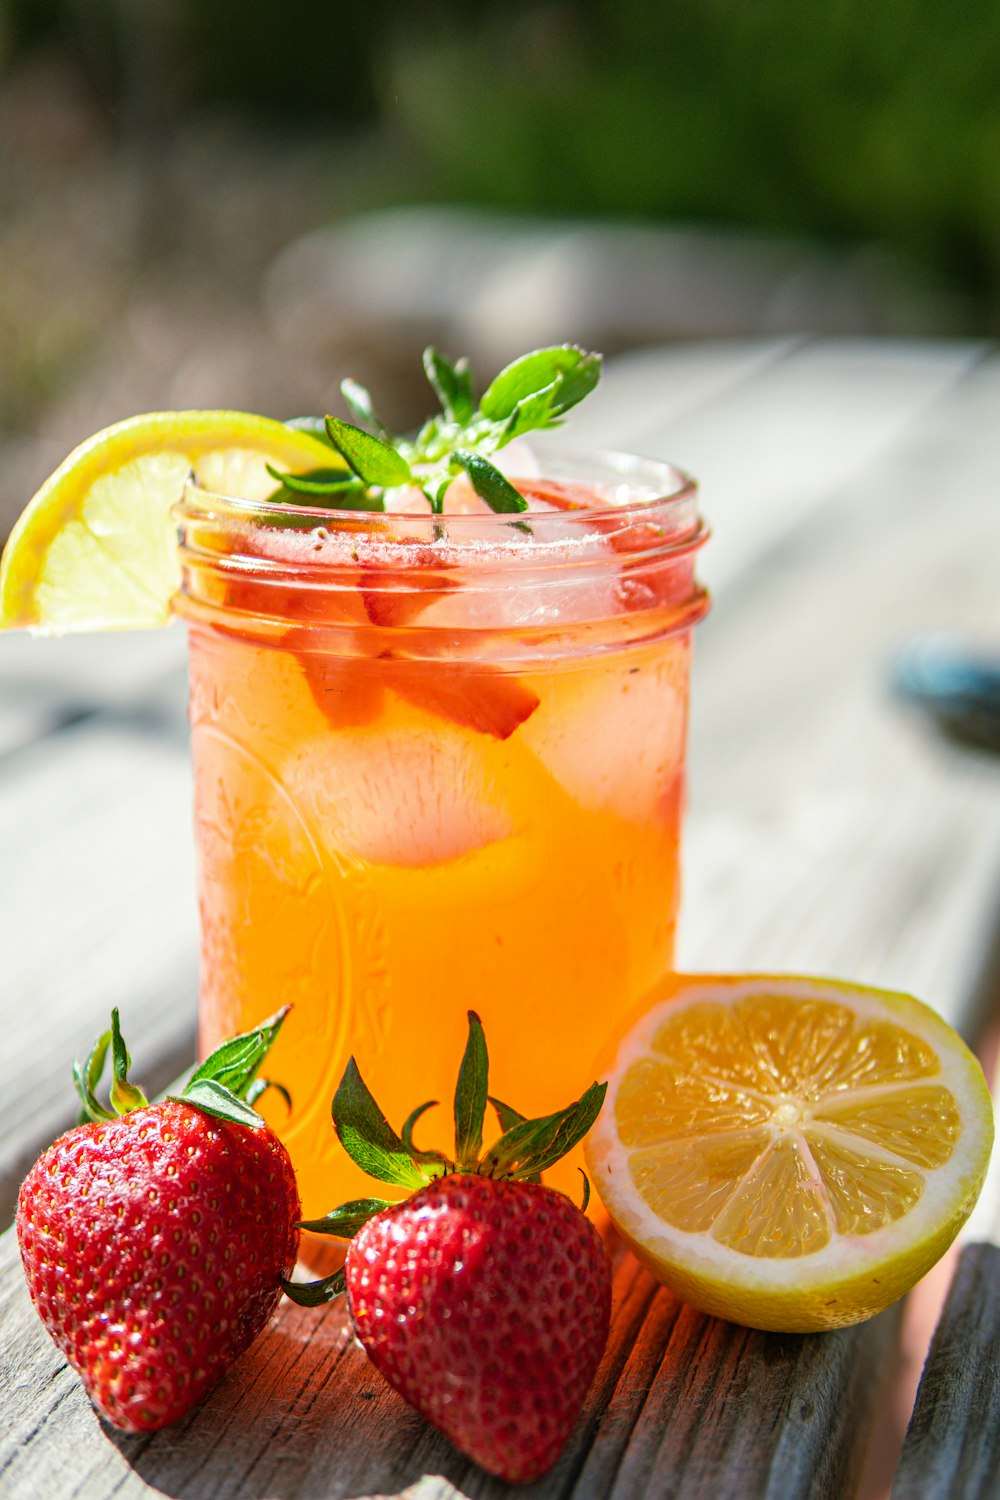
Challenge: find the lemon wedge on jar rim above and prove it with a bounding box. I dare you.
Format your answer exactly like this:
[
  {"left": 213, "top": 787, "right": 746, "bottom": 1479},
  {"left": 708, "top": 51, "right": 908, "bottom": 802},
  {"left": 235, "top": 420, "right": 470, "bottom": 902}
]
[
  {"left": 0, "top": 411, "right": 334, "bottom": 632},
  {"left": 585, "top": 973, "right": 994, "bottom": 1332}
]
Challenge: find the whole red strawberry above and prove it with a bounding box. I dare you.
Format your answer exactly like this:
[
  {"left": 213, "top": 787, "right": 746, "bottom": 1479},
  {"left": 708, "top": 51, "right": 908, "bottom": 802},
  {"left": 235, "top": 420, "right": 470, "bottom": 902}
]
[
  {"left": 285, "top": 1013, "right": 611, "bottom": 1483},
  {"left": 17, "top": 1008, "right": 300, "bottom": 1432}
]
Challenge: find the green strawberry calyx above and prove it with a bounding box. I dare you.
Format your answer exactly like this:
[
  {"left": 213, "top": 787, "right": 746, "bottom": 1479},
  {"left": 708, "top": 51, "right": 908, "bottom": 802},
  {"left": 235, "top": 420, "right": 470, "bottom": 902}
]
[
  {"left": 73, "top": 1006, "right": 292, "bottom": 1130},
  {"left": 282, "top": 1011, "right": 606, "bottom": 1307}
]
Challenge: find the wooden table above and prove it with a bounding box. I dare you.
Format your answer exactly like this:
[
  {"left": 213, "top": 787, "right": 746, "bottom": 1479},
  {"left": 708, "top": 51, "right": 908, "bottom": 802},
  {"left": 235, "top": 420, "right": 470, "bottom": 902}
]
[{"left": 1, "top": 338, "right": 999, "bottom": 1498}]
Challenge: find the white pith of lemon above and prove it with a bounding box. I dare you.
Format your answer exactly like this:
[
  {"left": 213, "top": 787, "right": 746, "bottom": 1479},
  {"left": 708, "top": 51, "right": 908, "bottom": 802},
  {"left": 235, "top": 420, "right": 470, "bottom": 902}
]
[
  {"left": 585, "top": 973, "right": 994, "bottom": 1332},
  {"left": 0, "top": 411, "right": 335, "bottom": 632}
]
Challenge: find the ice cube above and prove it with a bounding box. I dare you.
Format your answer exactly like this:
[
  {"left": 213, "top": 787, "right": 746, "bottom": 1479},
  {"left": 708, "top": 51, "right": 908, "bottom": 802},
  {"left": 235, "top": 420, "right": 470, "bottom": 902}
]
[
  {"left": 384, "top": 485, "right": 433, "bottom": 514},
  {"left": 413, "top": 492, "right": 623, "bottom": 633},
  {"left": 283, "top": 714, "right": 514, "bottom": 867},
  {"left": 519, "top": 638, "right": 691, "bottom": 822}
]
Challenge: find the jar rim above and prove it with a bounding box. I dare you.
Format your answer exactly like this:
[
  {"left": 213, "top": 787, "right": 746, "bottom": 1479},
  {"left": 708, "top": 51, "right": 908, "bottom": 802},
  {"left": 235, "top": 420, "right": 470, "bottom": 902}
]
[
  {"left": 174, "top": 445, "right": 708, "bottom": 656},
  {"left": 176, "top": 446, "right": 697, "bottom": 532}
]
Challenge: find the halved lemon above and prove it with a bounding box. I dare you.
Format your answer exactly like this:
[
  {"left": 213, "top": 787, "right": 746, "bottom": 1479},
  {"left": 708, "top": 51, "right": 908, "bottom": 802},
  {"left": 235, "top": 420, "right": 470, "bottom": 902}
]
[
  {"left": 0, "top": 411, "right": 334, "bottom": 632},
  {"left": 585, "top": 973, "right": 994, "bottom": 1331}
]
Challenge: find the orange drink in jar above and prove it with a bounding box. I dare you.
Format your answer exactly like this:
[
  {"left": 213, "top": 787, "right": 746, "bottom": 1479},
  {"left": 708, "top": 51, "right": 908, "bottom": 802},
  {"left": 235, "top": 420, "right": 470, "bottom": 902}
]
[{"left": 176, "top": 450, "right": 708, "bottom": 1220}]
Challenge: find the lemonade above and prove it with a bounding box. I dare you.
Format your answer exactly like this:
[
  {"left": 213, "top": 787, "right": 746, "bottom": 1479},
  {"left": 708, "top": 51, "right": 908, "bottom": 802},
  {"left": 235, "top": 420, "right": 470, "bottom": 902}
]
[
  {"left": 176, "top": 452, "right": 708, "bottom": 1218},
  {"left": 0, "top": 347, "right": 709, "bottom": 1227}
]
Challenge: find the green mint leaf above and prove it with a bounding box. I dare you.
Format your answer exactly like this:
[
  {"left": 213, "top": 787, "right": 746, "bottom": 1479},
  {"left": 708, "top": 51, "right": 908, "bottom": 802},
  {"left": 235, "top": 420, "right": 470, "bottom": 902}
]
[
  {"left": 421, "top": 473, "right": 453, "bottom": 514},
  {"left": 172, "top": 1078, "right": 266, "bottom": 1128},
  {"left": 549, "top": 348, "right": 602, "bottom": 414},
  {"left": 267, "top": 483, "right": 385, "bottom": 513},
  {"left": 482, "top": 1081, "right": 607, "bottom": 1180},
  {"left": 187, "top": 1007, "right": 289, "bottom": 1102},
  {"left": 332, "top": 1058, "right": 428, "bottom": 1189},
  {"left": 296, "top": 1198, "right": 393, "bottom": 1238},
  {"left": 579, "top": 1169, "right": 591, "bottom": 1214},
  {"left": 401, "top": 1101, "right": 451, "bottom": 1169},
  {"left": 280, "top": 1267, "right": 346, "bottom": 1307},
  {"left": 341, "top": 378, "right": 391, "bottom": 441},
  {"left": 499, "top": 381, "right": 559, "bottom": 444},
  {"left": 325, "top": 417, "right": 412, "bottom": 488},
  {"left": 298, "top": 343, "right": 601, "bottom": 511},
  {"left": 480, "top": 345, "right": 599, "bottom": 421},
  {"left": 73, "top": 1030, "right": 115, "bottom": 1124},
  {"left": 109, "top": 1009, "right": 148, "bottom": 1115},
  {"left": 423, "top": 347, "right": 474, "bottom": 424},
  {"left": 264, "top": 465, "right": 361, "bottom": 497},
  {"left": 453, "top": 451, "right": 528, "bottom": 514},
  {"left": 454, "top": 1011, "right": 489, "bottom": 1168},
  {"left": 285, "top": 416, "right": 338, "bottom": 449}
]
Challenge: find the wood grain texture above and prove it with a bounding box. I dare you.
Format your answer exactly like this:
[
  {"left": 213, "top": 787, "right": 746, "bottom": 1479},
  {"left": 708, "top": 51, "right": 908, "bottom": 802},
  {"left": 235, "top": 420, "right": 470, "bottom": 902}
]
[
  {"left": 574, "top": 336, "right": 988, "bottom": 593},
  {"left": 892, "top": 1244, "right": 1000, "bottom": 1500},
  {"left": 2, "top": 339, "right": 1000, "bottom": 1498},
  {"left": 0, "top": 1229, "right": 900, "bottom": 1500},
  {"left": 679, "top": 346, "right": 1000, "bottom": 1023},
  {"left": 0, "top": 720, "right": 198, "bottom": 1227}
]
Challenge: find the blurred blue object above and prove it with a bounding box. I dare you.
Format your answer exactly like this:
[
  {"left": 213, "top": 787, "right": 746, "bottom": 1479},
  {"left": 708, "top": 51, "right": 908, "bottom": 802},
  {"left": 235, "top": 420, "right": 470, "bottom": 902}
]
[{"left": 893, "top": 636, "right": 1000, "bottom": 754}]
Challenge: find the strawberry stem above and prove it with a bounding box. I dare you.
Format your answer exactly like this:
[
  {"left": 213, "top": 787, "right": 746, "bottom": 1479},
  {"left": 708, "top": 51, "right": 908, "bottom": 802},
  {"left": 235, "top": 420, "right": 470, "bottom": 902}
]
[
  {"left": 109, "top": 1008, "right": 149, "bottom": 1114},
  {"left": 73, "top": 1030, "right": 115, "bottom": 1124},
  {"left": 401, "top": 1102, "right": 450, "bottom": 1172},
  {"left": 279, "top": 1014, "right": 608, "bottom": 1310},
  {"left": 169, "top": 1006, "right": 293, "bottom": 1128},
  {"left": 72, "top": 1007, "right": 295, "bottom": 1132},
  {"left": 454, "top": 1010, "right": 488, "bottom": 1169},
  {"left": 280, "top": 1267, "right": 346, "bottom": 1307},
  {"left": 333, "top": 1059, "right": 429, "bottom": 1189},
  {"left": 296, "top": 1199, "right": 392, "bottom": 1238}
]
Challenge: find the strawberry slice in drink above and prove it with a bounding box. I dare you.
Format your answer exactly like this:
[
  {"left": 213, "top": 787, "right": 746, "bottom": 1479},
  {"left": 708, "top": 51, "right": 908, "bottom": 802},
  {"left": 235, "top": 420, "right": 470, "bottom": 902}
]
[
  {"left": 219, "top": 514, "right": 538, "bottom": 739},
  {"left": 359, "top": 545, "right": 457, "bottom": 629},
  {"left": 290, "top": 631, "right": 386, "bottom": 730},
  {"left": 221, "top": 463, "right": 694, "bottom": 743},
  {"left": 337, "top": 533, "right": 540, "bottom": 739},
  {"left": 380, "top": 656, "right": 540, "bottom": 741}
]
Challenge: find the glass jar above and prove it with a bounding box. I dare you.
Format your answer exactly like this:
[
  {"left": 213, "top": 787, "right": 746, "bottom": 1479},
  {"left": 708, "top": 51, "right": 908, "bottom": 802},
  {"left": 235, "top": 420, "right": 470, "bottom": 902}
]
[{"left": 175, "top": 450, "right": 708, "bottom": 1223}]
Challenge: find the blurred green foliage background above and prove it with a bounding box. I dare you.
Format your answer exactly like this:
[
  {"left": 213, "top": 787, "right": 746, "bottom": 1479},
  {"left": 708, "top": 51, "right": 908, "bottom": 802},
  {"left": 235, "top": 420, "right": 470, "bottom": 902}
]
[
  {"left": 3, "top": 0, "right": 998, "bottom": 329},
  {"left": 1, "top": 0, "right": 999, "bottom": 487}
]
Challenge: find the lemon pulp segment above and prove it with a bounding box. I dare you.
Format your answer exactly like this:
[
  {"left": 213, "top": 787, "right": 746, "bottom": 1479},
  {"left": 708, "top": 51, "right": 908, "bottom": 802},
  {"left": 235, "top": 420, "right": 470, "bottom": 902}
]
[
  {"left": 0, "top": 411, "right": 334, "bottom": 632},
  {"left": 586, "top": 975, "right": 994, "bottom": 1331}
]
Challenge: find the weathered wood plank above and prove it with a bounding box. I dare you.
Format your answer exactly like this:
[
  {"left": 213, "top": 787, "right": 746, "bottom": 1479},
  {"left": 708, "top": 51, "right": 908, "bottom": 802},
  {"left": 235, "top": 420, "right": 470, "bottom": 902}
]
[
  {"left": 0, "top": 721, "right": 198, "bottom": 1226},
  {"left": 567, "top": 336, "right": 802, "bottom": 452},
  {"left": 0, "top": 1228, "right": 900, "bottom": 1500},
  {"left": 617, "top": 337, "right": 983, "bottom": 594},
  {"left": 571, "top": 1290, "right": 900, "bottom": 1500},
  {"left": 0, "top": 622, "right": 187, "bottom": 711},
  {"left": 891, "top": 1244, "right": 1000, "bottom": 1500},
  {"left": 893, "top": 1071, "right": 1000, "bottom": 1499},
  {"left": 680, "top": 346, "right": 1000, "bottom": 1027},
  {"left": 2, "top": 340, "right": 1000, "bottom": 1499}
]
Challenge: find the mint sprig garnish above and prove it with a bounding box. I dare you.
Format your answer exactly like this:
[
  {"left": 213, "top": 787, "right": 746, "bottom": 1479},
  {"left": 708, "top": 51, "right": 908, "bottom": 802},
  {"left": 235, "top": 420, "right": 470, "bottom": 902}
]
[
  {"left": 282, "top": 1010, "right": 606, "bottom": 1307},
  {"left": 74, "top": 1006, "right": 293, "bottom": 1131},
  {"left": 269, "top": 343, "right": 602, "bottom": 515}
]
